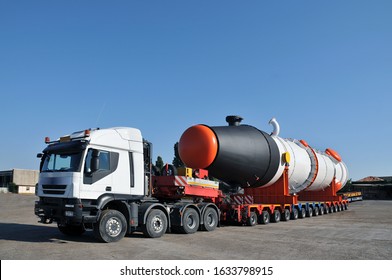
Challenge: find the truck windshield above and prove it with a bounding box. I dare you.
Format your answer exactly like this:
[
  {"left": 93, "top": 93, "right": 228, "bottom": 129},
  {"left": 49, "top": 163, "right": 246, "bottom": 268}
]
[{"left": 42, "top": 151, "right": 83, "bottom": 172}]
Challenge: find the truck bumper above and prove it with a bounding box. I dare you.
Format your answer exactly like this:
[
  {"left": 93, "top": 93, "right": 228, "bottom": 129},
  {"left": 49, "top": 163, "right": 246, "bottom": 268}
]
[{"left": 35, "top": 197, "right": 84, "bottom": 225}]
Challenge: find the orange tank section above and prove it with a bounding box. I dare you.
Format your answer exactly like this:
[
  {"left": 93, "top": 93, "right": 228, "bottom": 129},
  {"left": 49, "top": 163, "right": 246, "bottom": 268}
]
[{"left": 178, "top": 125, "right": 218, "bottom": 169}]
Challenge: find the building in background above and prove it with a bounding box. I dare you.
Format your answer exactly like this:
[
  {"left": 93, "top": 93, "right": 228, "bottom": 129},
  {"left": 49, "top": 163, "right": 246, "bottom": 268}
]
[
  {"left": 0, "top": 169, "right": 39, "bottom": 194},
  {"left": 351, "top": 176, "right": 392, "bottom": 200}
]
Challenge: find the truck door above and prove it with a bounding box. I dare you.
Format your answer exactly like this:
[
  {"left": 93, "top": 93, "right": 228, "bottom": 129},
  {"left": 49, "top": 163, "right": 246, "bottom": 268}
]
[{"left": 80, "top": 148, "right": 119, "bottom": 199}]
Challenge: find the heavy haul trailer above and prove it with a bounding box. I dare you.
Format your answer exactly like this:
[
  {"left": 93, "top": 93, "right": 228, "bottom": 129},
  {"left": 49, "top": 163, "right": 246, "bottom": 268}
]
[{"left": 35, "top": 116, "right": 349, "bottom": 243}]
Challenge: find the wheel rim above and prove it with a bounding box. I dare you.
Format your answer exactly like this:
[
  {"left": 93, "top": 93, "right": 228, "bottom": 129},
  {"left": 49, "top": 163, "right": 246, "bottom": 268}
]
[
  {"left": 152, "top": 216, "right": 163, "bottom": 232},
  {"left": 106, "top": 217, "right": 122, "bottom": 237},
  {"left": 186, "top": 214, "right": 197, "bottom": 229},
  {"left": 206, "top": 213, "right": 215, "bottom": 227}
]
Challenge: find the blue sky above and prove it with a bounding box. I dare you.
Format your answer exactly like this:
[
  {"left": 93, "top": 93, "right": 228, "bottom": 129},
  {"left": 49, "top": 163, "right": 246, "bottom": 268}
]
[{"left": 0, "top": 0, "right": 391, "bottom": 180}]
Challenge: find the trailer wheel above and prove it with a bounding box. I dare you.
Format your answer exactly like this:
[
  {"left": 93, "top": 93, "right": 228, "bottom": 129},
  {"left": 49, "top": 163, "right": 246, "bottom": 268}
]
[
  {"left": 324, "top": 206, "right": 329, "bottom": 214},
  {"left": 142, "top": 209, "right": 168, "bottom": 238},
  {"left": 313, "top": 206, "right": 319, "bottom": 216},
  {"left": 58, "top": 223, "right": 85, "bottom": 236},
  {"left": 306, "top": 208, "right": 313, "bottom": 217},
  {"left": 290, "top": 208, "right": 298, "bottom": 220},
  {"left": 258, "top": 211, "right": 270, "bottom": 225},
  {"left": 94, "top": 209, "right": 127, "bottom": 243},
  {"left": 298, "top": 208, "right": 306, "bottom": 219},
  {"left": 180, "top": 208, "right": 200, "bottom": 234},
  {"left": 344, "top": 203, "right": 348, "bottom": 210},
  {"left": 282, "top": 209, "right": 291, "bottom": 221},
  {"left": 271, "top": 210, "right": 281, "bottom": 223},
  {"left": 202, "top": 207, "right": 218, "bottom": 232},
  {"left": 319, "top": 206, "right": 324, "bottom": 215},
  {"left": 246, "top": 211, "right": 257, "bottom": 226}
]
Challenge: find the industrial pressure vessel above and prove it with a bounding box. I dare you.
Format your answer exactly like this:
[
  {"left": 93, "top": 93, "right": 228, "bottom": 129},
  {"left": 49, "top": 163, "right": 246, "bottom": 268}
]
[{"left": 178, "top": 116, "right": 348, "bottom": 194}]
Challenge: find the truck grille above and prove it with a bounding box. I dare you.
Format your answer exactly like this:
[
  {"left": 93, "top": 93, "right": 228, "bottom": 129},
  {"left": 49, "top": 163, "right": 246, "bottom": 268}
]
[{"left": 42, "top": 185, "right": 67, "bottom": 195}]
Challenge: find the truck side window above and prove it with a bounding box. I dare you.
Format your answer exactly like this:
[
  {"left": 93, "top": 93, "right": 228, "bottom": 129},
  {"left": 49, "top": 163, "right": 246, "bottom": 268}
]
[{"left": 83, "top": 148, "right": 119, "bottom": 184}]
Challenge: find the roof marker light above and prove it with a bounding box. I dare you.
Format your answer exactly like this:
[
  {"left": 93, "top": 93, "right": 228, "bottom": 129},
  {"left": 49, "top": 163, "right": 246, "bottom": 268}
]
[
  {"left": 84, "top": 129, "right": 91, "bottom": 137},
  {"left": 45, "top": 137, "right": 50, "bottom": 144}
]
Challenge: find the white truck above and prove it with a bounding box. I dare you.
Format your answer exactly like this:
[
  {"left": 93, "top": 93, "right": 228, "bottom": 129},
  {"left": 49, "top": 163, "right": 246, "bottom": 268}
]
[{"left": 35, "top": 128, "right": 221, "bottom": 242}]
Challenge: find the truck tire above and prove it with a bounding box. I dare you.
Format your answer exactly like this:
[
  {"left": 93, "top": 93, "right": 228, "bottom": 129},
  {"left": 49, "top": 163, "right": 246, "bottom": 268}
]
[
  {"left": 258, "top": 211, "right": 270, "bottom": 225},
  {"left": 142, "top": 209, "right": 168, "bottom": 238},
  {"left": 298, "top": 208, "right": 306, "bottom": 219},
  {"left": 202, "top": 207, "right": 218, "bottom": 232},
  {"left": 180, "top": 208, "right": 200, "bottom": 234},
  {"left": 246, "top": 211, "right": 257, "bottom": 226},
  {"left": 271, "top": 210, "right": 281, "bottom": 223},
  {"left": 94, "top": 209, "right": 127, "bottom": 243},
  {"left": 290, "top": 208, "right": 298, "bottom": 220},
  {"left": 313, "top": 206, "right": 319, "bottom": 216},
  {"left": 58, "top": 223, "right": 85, "bottom": 236},
  {"left": 282, "top": 209, "right": 291, "bottom": 221},
  {"left": 306, "top": 208, "right": 313, "bottom": 217}
]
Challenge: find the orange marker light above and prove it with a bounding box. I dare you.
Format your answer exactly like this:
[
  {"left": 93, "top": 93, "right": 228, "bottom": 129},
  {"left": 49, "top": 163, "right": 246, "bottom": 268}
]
[{"left": 178, "top": 125, "right": 218, "bottom": 169}]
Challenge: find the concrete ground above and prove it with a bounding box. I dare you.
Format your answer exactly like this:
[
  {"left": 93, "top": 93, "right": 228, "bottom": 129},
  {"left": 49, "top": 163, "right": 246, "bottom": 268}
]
[{"left": 0, "top": 193, "right": 391, "bottom": 260}]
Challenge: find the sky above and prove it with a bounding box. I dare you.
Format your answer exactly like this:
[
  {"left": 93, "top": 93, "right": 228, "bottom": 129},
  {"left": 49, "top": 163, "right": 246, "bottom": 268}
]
[{"left": 0, "top": 0, "right": 391, "bottom": 181}]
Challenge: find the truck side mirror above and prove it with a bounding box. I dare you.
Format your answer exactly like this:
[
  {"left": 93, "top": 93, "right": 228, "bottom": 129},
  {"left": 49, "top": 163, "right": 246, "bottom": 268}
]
[{"left": 90, "top": 149, "right": 100, "bottom": 173}]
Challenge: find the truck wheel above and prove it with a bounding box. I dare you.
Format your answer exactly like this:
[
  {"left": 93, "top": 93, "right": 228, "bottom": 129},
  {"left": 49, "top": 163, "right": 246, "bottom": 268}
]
[
  {"left": 271, "top": 210, "right": 281, "bottom": 223},
  {"left": 202, "top": 207, "right": 218, "bottom": 232},
  {"left": 319, "top": 206, "right": 324, "bottom": 215},
  {"left": 142, "top": 209, "right": 168, "bottom": 238},
  {"left": 282, "top": 209, "right": 291, "bottom": 221},
  {"left": 58, "top": 223, "right": 85, "bottom": 236},
  {"left": 290, "top": 208, "right": 298, "bottom": 220},
  {"left": 298, "top": 208, "right": 306, "bottom": 219},
  {"left": 306, "top": 208, "right": 313, "bottom": 217},
  {"left": 246, "top": 211, "right": 257, "bottom": 226},
  {"left": 94, "top": 209, "right": 127, "bottom": 243},
  {"left": 181, "top": 208, "right": 200, "bottom": 234},
  {"left": 258, "top": 211, "right": 270, "bottom": 225}
]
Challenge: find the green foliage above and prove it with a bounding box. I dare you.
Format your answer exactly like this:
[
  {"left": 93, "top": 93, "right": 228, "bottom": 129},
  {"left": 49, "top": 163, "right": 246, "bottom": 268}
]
[
  {"left": 172, "top": 142, "right": 184, "bottom": 168},
  {"left": 155, "top": 156, "right": 164, "bottom": 170}
]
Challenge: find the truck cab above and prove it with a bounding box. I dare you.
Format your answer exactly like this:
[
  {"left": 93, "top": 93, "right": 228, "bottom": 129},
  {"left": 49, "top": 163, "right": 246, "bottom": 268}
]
[{"left": 35, "top": 127, "right": 159, "bottom": 242}]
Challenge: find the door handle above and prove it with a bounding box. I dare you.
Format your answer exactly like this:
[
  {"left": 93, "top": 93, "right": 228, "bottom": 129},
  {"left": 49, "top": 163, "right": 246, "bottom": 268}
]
[{"left": 106, "top": 186, "right": 112, "bottom": 191}]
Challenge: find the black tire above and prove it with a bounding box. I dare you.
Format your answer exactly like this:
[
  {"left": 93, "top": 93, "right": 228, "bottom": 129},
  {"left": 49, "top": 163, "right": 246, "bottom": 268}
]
[
  {"left": 180, "top": 208, "right": 200, "bottom": 234},
  {"left": 258, "top": 211, "right": 270, "bottom": 225},
  {"left": 344, "top": 203, "right": 348, "bottom": 210},
  {"left": 298, "top": 208, "right": 306, "bottom": 219},
  {"left": 282, "top": 209, "right": 291, "bottom": 222},
  {"left": 161, "top": 164, "right": 177, "bottom": 176},
  {"left": 202, "top": 207, "right": 218, "bottom": 232},
  {"left": 324, "top": 206, "right": 329, "bottom": 214},
  {"left": 313, "top": 206, "right": 319, "bottom": 216},
  {"left": 306, "top": 208, "right": 313, "bottom": 217},
  {"left": 142, "top": 209, "right": 168, "bottom": 238},
  {"left": 246, "top": 211, "right": 258, "bottom": 226},
  {"left": 58, "top": 223, "right": 85, "bottom": 236},
  {"left": 94, "top": 209, "right": 127, "bottom": 243},
  {"left": 290, "top": 208, "right": 298, "bottom": 220},
  {"left": 271, "top": 210, "right": 281, "bottom": 223}
]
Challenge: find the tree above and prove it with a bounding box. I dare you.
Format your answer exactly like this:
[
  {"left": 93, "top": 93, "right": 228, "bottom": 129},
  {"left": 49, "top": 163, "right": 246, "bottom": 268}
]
[
  {"left": 155, "top": 156, "right": 164, "bottom": 170},
  {"left": 172, "top": 142, "right": 184, "bottom": 168}
]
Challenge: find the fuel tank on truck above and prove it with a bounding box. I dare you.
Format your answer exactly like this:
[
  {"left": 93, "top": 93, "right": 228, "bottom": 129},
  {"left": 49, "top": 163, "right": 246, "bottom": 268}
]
[{"left": 178, "top": 116, "right": 348, "bottom": 194}]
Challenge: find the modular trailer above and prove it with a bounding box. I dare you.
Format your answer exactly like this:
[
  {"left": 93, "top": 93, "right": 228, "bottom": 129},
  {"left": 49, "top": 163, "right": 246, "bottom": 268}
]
[{"left": 35, "top": 117, "right": 349, "bottom": 243}]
